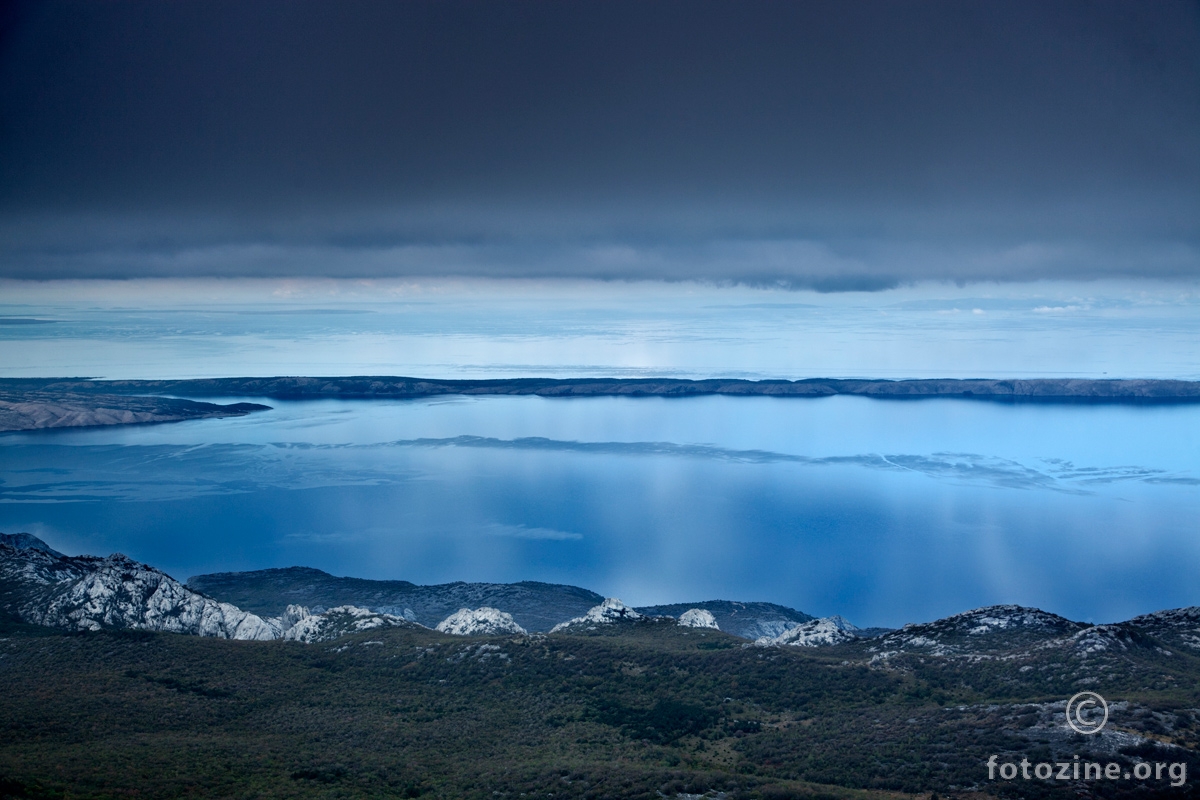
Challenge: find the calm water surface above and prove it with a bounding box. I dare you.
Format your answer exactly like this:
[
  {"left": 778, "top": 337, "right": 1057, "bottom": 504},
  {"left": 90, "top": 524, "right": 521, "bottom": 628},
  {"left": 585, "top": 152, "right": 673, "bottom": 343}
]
[{"left": 1, "top": 395, "right": 1197, "bottom": 628}]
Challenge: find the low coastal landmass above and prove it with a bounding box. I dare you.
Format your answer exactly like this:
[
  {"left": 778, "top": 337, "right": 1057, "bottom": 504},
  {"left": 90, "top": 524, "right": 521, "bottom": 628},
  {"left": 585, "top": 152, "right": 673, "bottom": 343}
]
[
  {"left": 1, "top": 375, "right": 1197, "bottom": 431},
  {"left": 0, "top": 386, "right": 269, "bottom": 432}
]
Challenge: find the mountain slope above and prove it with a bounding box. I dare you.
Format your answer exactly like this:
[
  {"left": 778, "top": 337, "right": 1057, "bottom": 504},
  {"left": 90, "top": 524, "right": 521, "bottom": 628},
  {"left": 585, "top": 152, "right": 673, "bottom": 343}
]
[
  {"left": 868, "top": 604, "right": 1087, "bottom": 657},
  {"left": 188, "top": 568, "right": 819, "bottom": 638},
  {"left": 2, "top": 609, "right": 1198, "bottom": 800},
  {"left": 550, "top": 598, "right": 647, "bottom": 633},
  {"left": 1125, "top": 607, "right": 1200, "bottom": 652},
  {"left": 759, "top": 615, "right": 860, "bottom": 647},
  {"left": 281, "top": 605, "right": 423, "bottom": 643},
  {"left": 0, "top": 536, "right": 277, "bottom": 639},
  {"left": 634, "top": 600, "right": 813, "bottom": 640},
  {"left": 0, "top": 532, "right": 65, "bottom": 557},
  {"left": 187, "top": 567, "right": 605, "bottom": 633}
]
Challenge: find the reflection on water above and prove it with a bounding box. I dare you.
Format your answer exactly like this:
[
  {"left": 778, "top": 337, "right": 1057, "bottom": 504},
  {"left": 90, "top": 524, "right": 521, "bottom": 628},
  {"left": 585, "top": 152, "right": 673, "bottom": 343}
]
[{"left": 1, "top": 395, "right": 1197, "bottom": 627}]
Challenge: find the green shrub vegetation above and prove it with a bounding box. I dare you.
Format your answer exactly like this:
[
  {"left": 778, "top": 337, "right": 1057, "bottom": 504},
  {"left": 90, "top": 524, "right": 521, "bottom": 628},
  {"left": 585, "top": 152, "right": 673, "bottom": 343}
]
[{"left": 0, "top": 620, "right": 1197, "bottom": 799}]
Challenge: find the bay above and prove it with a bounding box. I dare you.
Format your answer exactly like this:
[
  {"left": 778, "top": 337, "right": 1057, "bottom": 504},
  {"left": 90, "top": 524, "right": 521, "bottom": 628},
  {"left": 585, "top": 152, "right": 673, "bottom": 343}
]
[{"left": 1, "top": 394, "right": 1197, "bottom": 628}]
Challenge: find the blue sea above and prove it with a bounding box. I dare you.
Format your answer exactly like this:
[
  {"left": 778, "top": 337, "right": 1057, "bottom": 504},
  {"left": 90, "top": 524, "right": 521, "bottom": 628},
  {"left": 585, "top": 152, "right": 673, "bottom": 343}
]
[
  {"left": 2, "top": 394, "right": 1197, "bottom": 628},
  {"left": 2, "top": 277, "right": 1199, "bottom": 628}
]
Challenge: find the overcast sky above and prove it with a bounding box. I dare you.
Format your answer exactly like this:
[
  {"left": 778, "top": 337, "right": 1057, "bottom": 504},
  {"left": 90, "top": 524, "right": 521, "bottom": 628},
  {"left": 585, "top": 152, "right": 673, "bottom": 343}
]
[{"left": 1, "top": 0, "right": 1197, "bottom": 289}]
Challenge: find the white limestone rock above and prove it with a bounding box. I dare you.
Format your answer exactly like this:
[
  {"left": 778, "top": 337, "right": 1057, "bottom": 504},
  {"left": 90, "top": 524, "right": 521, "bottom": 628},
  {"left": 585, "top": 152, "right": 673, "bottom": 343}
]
[
  {"left": 281, "top": 605, "right": 417, "bottom": 643},
  {"left": 1125, "top": 606, "right": 1200, "bottom": 650},
  {"left": 436, "top": 607, "right": 527, "bottom": 636},
  {"left": 1070, "top": 624, "right": 1136, "bottom": 655},
  {"left": 0, "top": 540, "right": 276, "bottom": 640},
  {"left": 550, "top": 598, "right": 643, "bottom": 632},
  {"left": 759, "top": 615, "right": 859, "bottom": 647},
  {"left": 677, "top": 608, "right": 719, "bottom": 629},
  {"left": 871, "top": 605, "right": 1085, "bottom": 656},
  {"left": 264, "top": 604, "right": 311, "bottom": 638}
]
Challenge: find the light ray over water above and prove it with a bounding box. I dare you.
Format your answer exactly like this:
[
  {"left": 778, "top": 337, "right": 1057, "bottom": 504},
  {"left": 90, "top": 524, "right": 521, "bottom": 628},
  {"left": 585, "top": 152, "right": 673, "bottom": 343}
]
[{"left": 2, "top": 394, "right": 1197, "bottom": 628}]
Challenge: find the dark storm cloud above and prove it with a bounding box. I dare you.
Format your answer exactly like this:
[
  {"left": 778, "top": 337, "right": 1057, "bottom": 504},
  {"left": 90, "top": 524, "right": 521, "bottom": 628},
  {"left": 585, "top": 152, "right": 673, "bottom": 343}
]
[{"left": 0, "top": 0, "right": 1197, "bottom": 287}]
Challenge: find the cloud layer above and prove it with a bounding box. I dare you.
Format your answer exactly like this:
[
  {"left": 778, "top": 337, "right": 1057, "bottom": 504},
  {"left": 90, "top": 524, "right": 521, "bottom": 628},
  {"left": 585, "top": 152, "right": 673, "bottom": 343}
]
[{"left": 1, "top": 1, "right": 1197, "bottom": 287}]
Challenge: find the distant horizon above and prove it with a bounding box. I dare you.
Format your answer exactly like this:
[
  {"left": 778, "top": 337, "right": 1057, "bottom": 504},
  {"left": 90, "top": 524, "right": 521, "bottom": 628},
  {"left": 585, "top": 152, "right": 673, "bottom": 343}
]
[{"left": 3, "top": 277, "right": 1200, "bottom": 381}]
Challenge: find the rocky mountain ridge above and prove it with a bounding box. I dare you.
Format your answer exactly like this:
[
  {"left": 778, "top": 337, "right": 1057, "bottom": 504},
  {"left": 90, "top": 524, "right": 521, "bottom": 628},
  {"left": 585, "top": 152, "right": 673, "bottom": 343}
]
[
  {"left": 634, "top": 599, "right": 812, "bottom": 639},
  {"left": 865, "top": 604, "right": 1088, "bottom": 657},
  {"left": 757, "top": 615, "right": 860, "bottom": 647},
  {"left": 6, "top": 535, "right": 1200, "bottom": 660},
  {"left": 0, "top": 535, "right": 761, "bottom": 643},
  {"left": 186, "top": 566, "right": 605, "bottom": 633},
  {"left": 187, "top": 566, "right": 818, "bottom": 637},
  {"left": 550, "top": 598, "right": 648, "bottom": 632},
  {"left": 0, "top": 534, "right": 428, "bottom": 643},
  {"left": 0, "top": 534, "right": 278, "bottom": 640},
  {"left": 281, "top": 605, "right": 423, "bottom": 643}
]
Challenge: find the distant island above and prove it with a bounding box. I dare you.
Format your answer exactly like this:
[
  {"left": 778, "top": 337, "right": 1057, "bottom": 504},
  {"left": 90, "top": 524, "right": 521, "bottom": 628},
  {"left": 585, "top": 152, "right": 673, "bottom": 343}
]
[
  {"left": 2, "top": 375, "right": 1199, "bottom": 432},
  {"left": 0, "top": 383, "right": 268, "bottom": 432}
]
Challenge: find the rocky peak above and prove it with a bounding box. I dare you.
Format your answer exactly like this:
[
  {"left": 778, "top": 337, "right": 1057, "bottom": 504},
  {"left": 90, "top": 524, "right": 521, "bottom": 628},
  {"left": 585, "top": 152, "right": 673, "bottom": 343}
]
[
  {"left": 281, "top": 605, "right": 420, "bottom": 643},
  {"left": 759, "top": 615, "right": 860, "bottom": 647},
  {"left": 874, "top": 605, "right": 1087, "bottom": 656},
  {"left": 677, "top": 608, "right": 719, "bottom": 629},
  {"left": 436, "top": 607, "right": 527, "bottom": 636},
  {"left": 1122, "top": 606, "right": 1200, "bottom": 651},
  {"left": 0, "top": 533, "right": 65, "bottom": 557},
  {"left": 0, "top": 534, "right": 277, "bottom": 640},
  {"left": 550, "top": 598, "right": 644, "bottom": 632}
]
